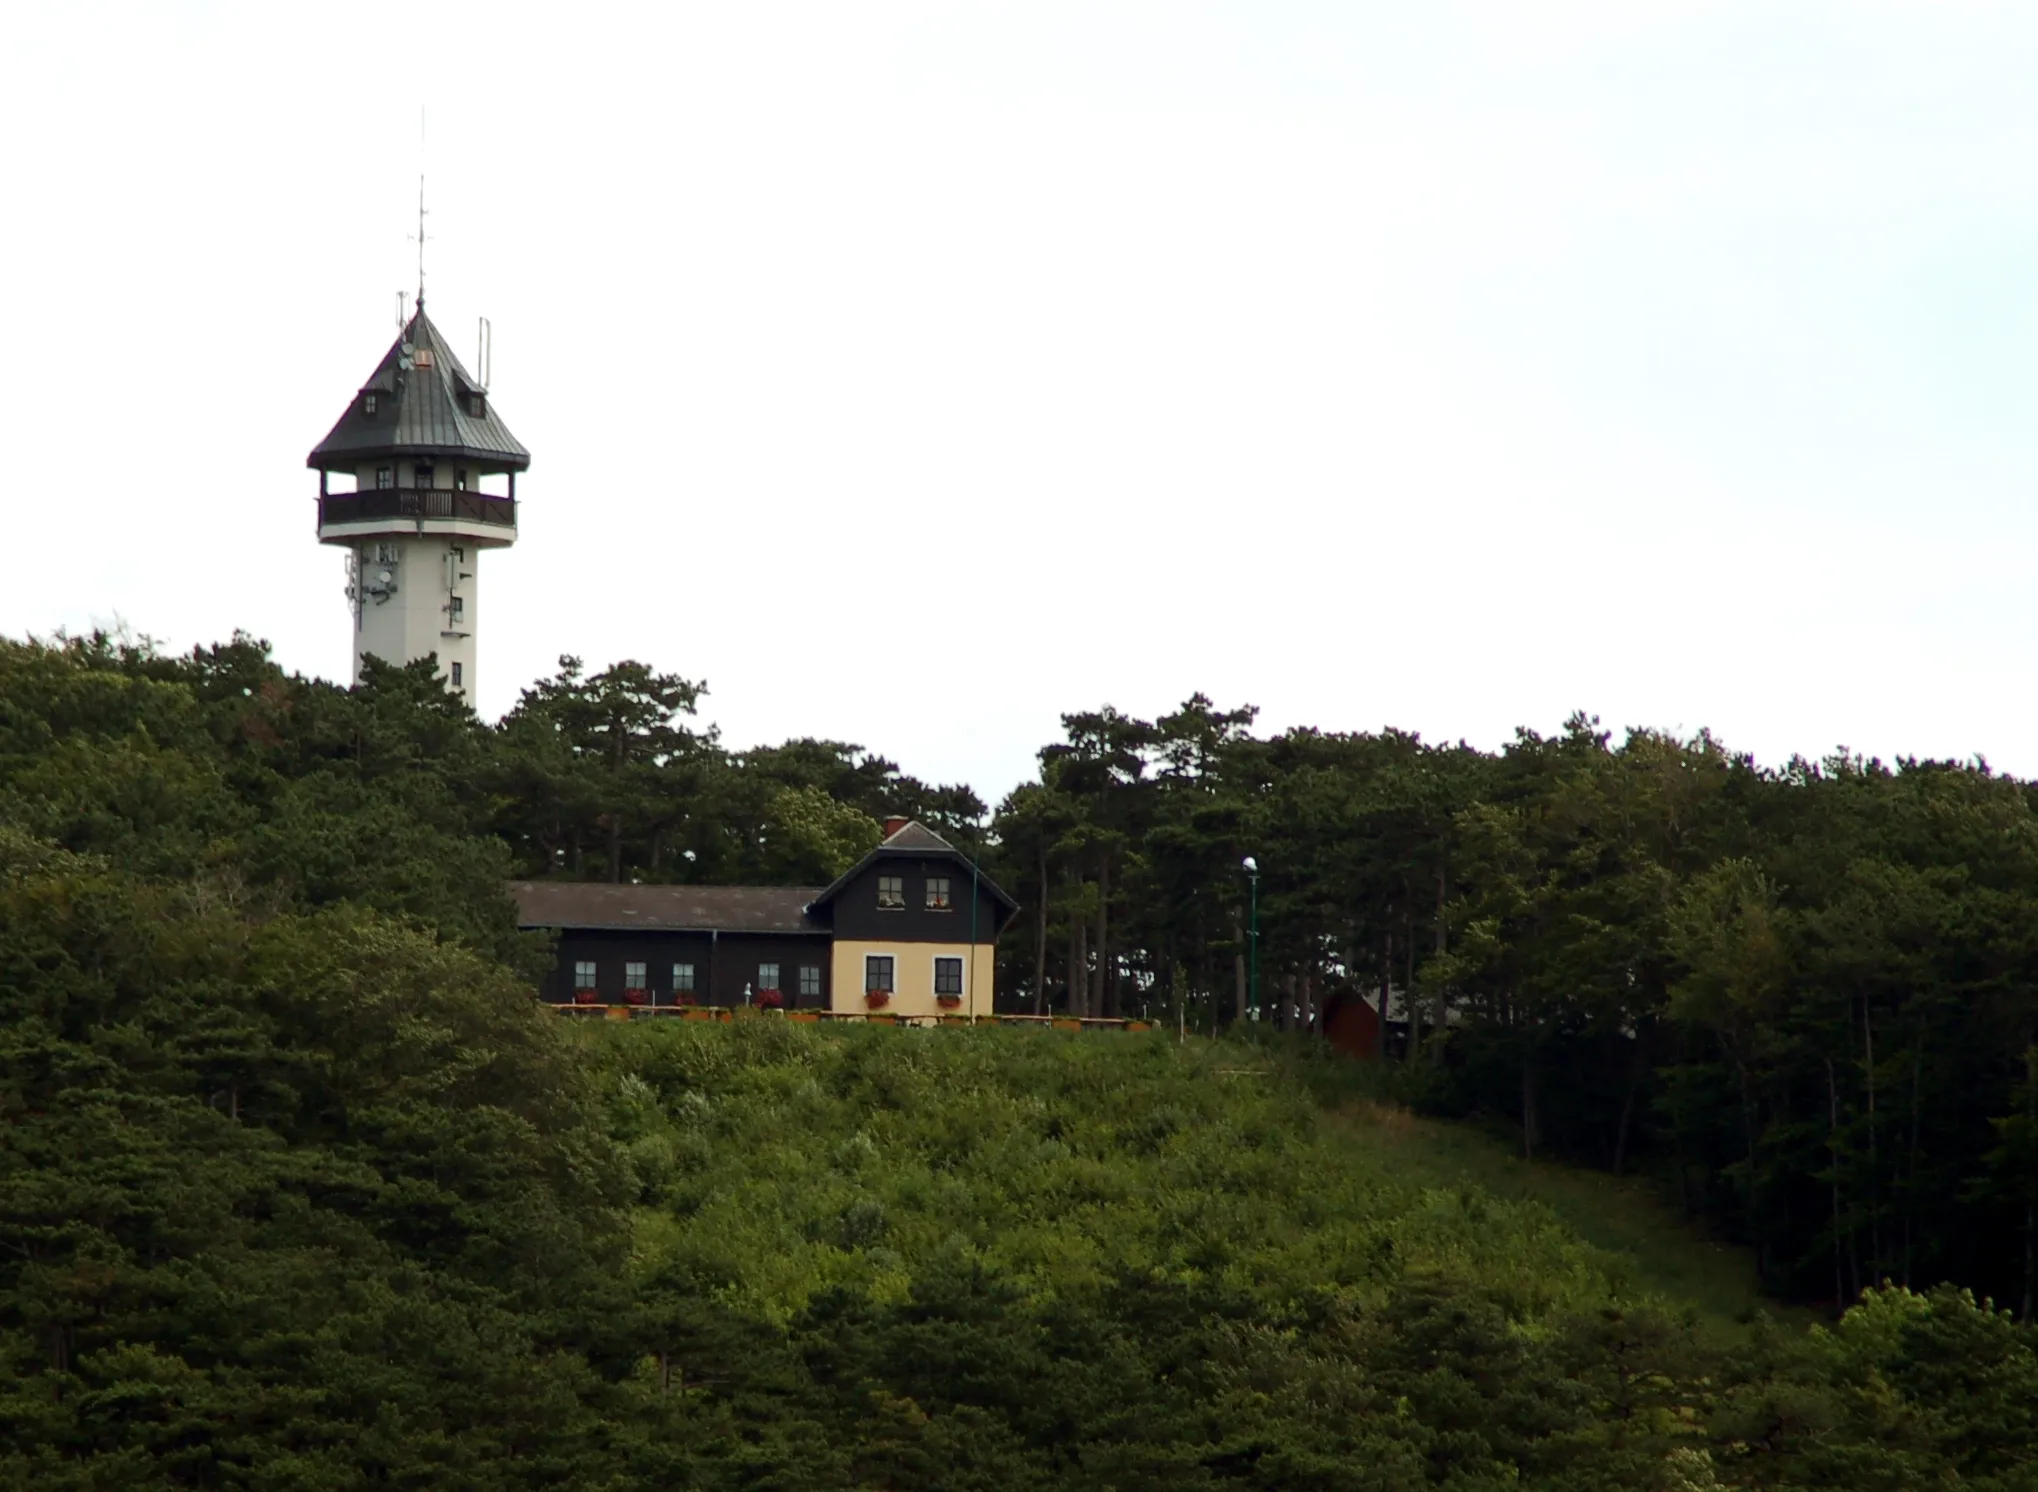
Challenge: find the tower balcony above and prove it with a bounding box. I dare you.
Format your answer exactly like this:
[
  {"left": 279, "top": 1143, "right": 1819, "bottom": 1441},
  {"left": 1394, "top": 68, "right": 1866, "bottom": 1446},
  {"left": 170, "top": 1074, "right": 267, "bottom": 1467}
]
[{"left": 317, "top": 488, "right": 518, "bottom": 540}]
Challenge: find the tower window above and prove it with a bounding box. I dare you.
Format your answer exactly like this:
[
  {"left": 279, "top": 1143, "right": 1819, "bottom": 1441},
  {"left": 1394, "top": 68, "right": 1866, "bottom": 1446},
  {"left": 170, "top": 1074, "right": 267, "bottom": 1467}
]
[
  {"left": 449, "top": 596, "right": 464, "bottom": 622},
  {"left": 375, "top": 466, "right": 393, "bottom": 490},
  {"left": 469, "top": 393, "right": 486, "bottom": 418},
  {"left": 414, "top": 464, "right": 435, "bottom": 488},
  {"left": 362, "top": 393, "right": 378, "bottom": 415},
  {"left": 450, "top": 662, "right": 463, "bottom": 687},
  {"left": 455, "top": 469, "right": 468, "bottom": 491}
]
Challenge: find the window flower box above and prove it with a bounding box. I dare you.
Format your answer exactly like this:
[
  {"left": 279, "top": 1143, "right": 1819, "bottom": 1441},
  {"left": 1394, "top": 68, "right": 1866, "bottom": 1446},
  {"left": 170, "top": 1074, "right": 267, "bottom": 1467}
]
[
  {"left": 673, "top": 991, "right": 699, "bottom": 1007},
  {"left": 573, "top": 988, "right": 600, "bottom": 1006},
  {"left": 865, "top": 989, "right": 892, "bottom": 1010},
  {"left": 936, "top": 993, "right": 962, "bottom": 1009},
  {"left": 624, "top": 988, "right": 648, "bottom": 1006},
  {"left": 756, "top": 989, "right": 785, "bottom": 1010}
]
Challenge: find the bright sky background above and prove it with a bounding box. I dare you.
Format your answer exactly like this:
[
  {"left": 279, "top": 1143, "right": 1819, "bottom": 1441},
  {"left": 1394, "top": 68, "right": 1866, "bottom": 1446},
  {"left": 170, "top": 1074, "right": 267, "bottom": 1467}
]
[{"left": 5, "top": 3, "right": 2038, "bottom": 804}]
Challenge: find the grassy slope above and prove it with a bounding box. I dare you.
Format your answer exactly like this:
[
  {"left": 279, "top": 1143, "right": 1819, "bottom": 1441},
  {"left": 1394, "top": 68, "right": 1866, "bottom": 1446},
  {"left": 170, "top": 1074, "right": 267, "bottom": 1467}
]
[
  {"left": 587, "top": 1018, "right": 1779, "bottom": 1338},
  {"left": 1318, "top": 1092, "right": 1786, "bottom": 1334}
]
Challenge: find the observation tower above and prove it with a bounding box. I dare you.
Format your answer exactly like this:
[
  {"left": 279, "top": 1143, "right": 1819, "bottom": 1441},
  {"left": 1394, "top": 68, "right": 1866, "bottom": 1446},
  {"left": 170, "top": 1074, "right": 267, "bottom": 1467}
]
[{"left": 306, "top": 301, "right": 529, "bottom": 702}]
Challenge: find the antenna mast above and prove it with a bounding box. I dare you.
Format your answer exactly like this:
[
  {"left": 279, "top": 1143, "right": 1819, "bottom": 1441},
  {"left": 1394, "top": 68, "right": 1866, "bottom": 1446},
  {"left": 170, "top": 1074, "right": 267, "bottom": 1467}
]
[
  {"left": 413, "top": 175, "right": 428, "bottom": 312},
  {"left": 411, "top": 107, "right": 429, "bottom": 312}
]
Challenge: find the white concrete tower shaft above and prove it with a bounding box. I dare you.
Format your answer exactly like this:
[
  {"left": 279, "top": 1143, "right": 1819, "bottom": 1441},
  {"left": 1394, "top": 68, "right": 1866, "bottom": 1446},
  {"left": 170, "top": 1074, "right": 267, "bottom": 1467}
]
[{"left": 306, "top": 304, "right": 530, "bottom": 704}]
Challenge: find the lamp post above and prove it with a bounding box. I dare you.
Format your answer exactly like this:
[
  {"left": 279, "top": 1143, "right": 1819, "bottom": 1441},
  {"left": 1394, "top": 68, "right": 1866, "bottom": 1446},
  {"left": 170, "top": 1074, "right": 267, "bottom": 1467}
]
[{"left": 1242, "top": 856, "right": 1260, "bottom": 1023}]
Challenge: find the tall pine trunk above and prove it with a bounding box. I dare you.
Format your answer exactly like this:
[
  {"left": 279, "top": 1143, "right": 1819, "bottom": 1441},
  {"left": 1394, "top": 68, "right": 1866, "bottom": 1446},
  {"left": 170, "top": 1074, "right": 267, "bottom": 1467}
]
[
  {"left": 1094, "top": 852, "right": 1112, "bottom": 1018},
  {"left": 1067, "top": 865, "right": 1086, "bottom": 1017},
  {"left": 1032, "top": 841, "right": 1049, "bottom": 1015},
  {"left": 1378, "top": 932, "right": 1393, "bottom": 1052},
  {"left": 1826, "top": 1056, "right": 1847, "bottom": 1310}
]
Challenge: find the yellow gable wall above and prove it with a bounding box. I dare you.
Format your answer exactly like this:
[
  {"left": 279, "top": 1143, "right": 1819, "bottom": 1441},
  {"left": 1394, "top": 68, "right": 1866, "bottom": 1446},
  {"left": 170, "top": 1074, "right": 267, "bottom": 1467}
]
[{"left": 831, "top": 940, "right": 994, "bottom": 1020}]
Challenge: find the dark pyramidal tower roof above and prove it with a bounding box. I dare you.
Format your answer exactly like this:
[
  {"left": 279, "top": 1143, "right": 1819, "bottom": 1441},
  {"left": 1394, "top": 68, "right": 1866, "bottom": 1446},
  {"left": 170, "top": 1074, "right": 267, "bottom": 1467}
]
[{"left": 307, "top": 305, "right": 531, "bottom": 472}]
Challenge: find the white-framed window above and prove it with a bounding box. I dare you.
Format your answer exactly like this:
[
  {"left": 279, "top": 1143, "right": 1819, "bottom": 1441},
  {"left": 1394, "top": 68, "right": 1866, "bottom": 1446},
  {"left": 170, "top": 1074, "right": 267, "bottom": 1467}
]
[
  {"left": 363, "top": 392, "right": 378, "bottom": 415},
  {"left": 934, "top": 957, "right": 963, "bottom": 996},
  {"left": 926, "top": 876, "right": 951, "bottom": 911},
  {"left": 799, "top": 965, "right": 821, "bottom": 998},
  {"left": 758, "top": 962, "right": 780, "bottom": 992},
  {"left": 624, "top": 961, "right": 647, "bottom": 991},
  {"left": 672, "top": 962, "right": 696, "bottom": 992},
  {"left": 877, "top": 875, "right": 904, "bottom": 910},
  {"left": 865, "top": 955, "right": 894, "bottom": 993},
  {"left": 573, "top": 960, "right": 597, "bottom": 990}
]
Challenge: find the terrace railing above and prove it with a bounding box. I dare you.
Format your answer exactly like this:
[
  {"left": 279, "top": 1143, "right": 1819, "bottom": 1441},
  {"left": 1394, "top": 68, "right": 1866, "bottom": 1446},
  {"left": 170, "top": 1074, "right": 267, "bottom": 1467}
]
[{"left": 319, "top": 489, "right": 517, "bottom": 528}]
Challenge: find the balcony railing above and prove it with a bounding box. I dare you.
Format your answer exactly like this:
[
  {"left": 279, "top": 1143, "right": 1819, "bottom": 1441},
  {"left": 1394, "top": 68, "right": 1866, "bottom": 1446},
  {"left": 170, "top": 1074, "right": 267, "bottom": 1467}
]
[{"left": 319, "top": 489, "right": 517, "bottom": 528}]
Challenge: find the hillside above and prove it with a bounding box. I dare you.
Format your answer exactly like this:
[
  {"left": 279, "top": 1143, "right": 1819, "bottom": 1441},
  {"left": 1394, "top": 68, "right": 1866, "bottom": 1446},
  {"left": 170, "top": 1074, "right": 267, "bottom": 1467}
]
[{"left": 3, "top": 631, "right": 2038, "bottom": 1484}]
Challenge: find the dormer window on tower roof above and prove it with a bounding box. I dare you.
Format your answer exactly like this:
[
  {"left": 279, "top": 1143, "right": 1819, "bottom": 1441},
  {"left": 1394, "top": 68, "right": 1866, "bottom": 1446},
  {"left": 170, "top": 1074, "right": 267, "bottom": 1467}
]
[{"left": 362, "top": 392, "right": 377, "bottom": 416}]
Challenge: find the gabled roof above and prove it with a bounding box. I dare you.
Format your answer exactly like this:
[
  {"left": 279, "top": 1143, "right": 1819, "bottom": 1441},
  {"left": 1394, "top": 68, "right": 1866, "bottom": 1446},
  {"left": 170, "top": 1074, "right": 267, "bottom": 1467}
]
[
  {"left": 308, "top": 305, "right": 531, "bottom": 471},
  {"left": 807, "top": 820, "right": 1020, "bottom": 919},
  {"left": 509, "top": 882, "right": 826, "bottom": 934}
]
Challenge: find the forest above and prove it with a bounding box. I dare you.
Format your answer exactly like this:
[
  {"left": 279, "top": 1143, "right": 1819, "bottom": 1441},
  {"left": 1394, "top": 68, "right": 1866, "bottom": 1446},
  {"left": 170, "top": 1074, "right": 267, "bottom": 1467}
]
[{"left": 3, "top": 628, "right": 2038, "bottom": 1487}]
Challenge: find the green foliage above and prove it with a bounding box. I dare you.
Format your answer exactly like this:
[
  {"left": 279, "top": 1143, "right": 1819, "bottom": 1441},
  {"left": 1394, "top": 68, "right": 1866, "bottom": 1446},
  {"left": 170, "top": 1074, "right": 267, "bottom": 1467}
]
[{"left": 7, "top": 627, "right": 2038, "bottom": 1480}]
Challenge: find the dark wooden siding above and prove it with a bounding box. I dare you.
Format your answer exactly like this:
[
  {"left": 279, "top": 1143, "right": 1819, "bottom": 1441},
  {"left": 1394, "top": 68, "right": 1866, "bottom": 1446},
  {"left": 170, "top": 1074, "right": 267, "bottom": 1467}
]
[
  {"left": 545, "top": 929, "right": 832, "bottom": 1008},
  {"left": 826, "top": 857, "right": 1009, "bottom": 944}
]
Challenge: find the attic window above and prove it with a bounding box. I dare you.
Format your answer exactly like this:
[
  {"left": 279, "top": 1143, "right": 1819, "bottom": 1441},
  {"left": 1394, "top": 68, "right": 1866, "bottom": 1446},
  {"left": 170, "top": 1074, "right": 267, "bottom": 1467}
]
[
  {"left": 413, "top": 348, "right": 435, "bottom": 370},
  {"left": 362, "top": 392, "right": 378, "bottom": 416},
  {"left": 468, "top": 392, "right": 486, "bottom": 418}
]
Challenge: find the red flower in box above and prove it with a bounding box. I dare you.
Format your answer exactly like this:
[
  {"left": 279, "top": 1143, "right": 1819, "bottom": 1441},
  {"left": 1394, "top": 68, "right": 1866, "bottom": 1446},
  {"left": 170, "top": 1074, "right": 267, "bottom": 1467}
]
[
  {"left": 865, "top": 989, "right": 891, "bottom": 1010},
  {"left": 573, "top": 988, "right": 600, "bottom": 1006},
  {"left": 674, "top": 991, "right": 699, "bottom": 1007},
  {"left": 624, "top": 988, "right": 648, "bottom": 1006},
  {"left": 937, "top": 993, "right": 962, "bottom": 1009},
  {"left": 756, "top": 988, "right": 785, "bottom": 1010}
]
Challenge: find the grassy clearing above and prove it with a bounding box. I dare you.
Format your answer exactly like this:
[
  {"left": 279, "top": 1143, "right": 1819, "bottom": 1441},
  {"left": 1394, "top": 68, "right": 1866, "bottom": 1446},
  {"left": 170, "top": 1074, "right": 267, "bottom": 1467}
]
[
  {"left": 585, "top": 1017, "right": 1784, "bottom": 1337},
  {"left": 1319, "top": 1093, "right": 1791, "bottom": 1333},
  {"left": 1183, "top": 1032, "right": 1791, "bottom": 1334}
]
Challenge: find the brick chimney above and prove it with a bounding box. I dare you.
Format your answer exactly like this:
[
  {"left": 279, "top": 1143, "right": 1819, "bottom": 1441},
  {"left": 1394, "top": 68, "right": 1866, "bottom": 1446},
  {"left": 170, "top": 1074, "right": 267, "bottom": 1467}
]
[{"left": 882, "top": 816, "right": 909, "bottom": 840}]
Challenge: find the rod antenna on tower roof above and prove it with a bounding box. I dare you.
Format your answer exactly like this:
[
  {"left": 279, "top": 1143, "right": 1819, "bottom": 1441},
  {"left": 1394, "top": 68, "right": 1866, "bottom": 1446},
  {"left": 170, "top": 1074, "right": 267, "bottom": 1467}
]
[
  {"left": 412, "top": 174, "right": 428, "bottom": 313},
  {"left": 410, "top": 106, "right": 429, "bottom": 313}
]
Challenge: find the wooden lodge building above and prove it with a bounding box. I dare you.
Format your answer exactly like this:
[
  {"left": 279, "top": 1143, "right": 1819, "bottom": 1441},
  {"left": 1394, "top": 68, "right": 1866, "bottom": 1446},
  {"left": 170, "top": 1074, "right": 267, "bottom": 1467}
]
[{"left": 512, "top": 819, "right": 1019, "bottom": 1021}]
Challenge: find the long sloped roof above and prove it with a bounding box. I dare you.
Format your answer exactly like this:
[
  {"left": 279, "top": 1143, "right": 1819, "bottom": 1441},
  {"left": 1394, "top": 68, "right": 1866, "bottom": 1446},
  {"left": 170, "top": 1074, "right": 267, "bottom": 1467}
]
[
  {"left": 308, "top": 305, "right": 531, "bottom": 471},
  {"left": 509, "top": 881, "right": 826, "bottom": 934}
]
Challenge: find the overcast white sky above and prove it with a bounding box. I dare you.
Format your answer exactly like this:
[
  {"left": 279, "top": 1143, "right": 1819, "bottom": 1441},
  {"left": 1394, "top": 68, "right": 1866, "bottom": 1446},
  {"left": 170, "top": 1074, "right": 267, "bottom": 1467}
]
[{"left": 5, "top": 3, "right": 2038, "bottom": 802}]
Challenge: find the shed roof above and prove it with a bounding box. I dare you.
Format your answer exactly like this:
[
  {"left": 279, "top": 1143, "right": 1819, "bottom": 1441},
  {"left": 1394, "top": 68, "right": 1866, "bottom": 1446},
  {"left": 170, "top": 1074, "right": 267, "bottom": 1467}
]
[
  {"left": 308, "top": 305, "right": 531, "bottom": 471},
  {"left": 509, "top": 881, "right": 826, "bottom": 935}
]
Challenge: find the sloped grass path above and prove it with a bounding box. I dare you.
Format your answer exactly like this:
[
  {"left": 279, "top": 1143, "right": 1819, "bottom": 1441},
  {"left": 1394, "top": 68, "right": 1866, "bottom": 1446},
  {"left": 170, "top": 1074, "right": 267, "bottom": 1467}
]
[{"left": 1315, "top": 1090, "right": 1789, "bottom": 1335}]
